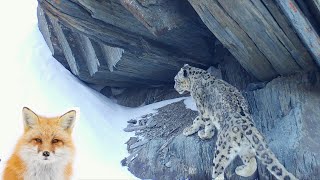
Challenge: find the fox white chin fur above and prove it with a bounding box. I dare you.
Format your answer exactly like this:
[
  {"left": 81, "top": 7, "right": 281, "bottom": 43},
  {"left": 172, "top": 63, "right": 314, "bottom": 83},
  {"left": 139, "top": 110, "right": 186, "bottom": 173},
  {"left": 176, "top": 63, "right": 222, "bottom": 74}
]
[{"left": 19, "top": 145, "right": 72, "bottom": 180}]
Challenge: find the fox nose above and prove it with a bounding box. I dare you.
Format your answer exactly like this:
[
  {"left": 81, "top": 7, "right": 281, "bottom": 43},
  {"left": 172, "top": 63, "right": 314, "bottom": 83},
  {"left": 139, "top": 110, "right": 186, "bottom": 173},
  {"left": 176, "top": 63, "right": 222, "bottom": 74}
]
[{"left": 43, "top": 151, "right": 50, "bottom": 157}]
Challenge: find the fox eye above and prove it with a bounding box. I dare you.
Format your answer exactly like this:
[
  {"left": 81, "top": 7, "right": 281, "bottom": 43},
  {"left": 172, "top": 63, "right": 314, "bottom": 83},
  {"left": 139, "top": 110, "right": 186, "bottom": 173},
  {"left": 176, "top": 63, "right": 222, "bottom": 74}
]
[
  {"left": 52, "top": 139, "right": 60, "bottom": 144},
  {"left": 34, "top": 138, "right": 42, "bottom": 143}
]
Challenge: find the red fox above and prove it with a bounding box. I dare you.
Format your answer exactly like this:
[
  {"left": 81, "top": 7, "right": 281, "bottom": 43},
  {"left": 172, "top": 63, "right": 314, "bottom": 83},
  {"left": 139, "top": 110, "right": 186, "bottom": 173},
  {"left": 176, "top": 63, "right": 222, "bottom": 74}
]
[{"left": 3, "top": 107, "right": 76, "bottom": 180}]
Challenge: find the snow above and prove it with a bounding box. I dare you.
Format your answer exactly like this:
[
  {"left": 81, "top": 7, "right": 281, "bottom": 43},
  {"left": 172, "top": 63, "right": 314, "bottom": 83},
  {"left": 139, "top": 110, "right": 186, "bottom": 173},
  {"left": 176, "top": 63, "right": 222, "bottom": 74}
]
[
  {"left": 183, "top": 97, "right": 197, "bottom": 111},
  {"left": 0, "top": 1, "right": 185, "bottom": 179}
]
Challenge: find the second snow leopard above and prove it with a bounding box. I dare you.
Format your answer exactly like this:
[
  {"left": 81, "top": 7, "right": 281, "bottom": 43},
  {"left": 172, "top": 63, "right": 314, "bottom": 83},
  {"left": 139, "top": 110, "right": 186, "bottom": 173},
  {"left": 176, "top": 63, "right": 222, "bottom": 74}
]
[{"left": 174, "top": 64, "right": 297, "bottom": 180}]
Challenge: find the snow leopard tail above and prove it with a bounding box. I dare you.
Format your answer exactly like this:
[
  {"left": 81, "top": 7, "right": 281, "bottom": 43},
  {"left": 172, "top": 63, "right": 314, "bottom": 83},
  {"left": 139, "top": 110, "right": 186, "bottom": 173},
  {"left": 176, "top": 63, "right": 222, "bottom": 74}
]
[{"left": 245, "top": 127, "right": 298, "bottom": 180}]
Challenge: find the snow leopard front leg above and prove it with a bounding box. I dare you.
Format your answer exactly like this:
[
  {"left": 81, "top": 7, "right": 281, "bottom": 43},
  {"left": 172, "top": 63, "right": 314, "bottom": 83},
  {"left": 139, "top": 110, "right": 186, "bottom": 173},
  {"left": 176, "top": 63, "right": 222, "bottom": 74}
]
[
  {"left": 196, "top": 93, "right": 217, "bottom": 140},
  {"left": 183, "top": 115, "right": 216, "bottom": 140},
  {"left": 183, "top": 93, "right": 207, "bottom": 137},
  {"left": 197, "top": 118, "right": 216, "bottom": 140},
  {"left": 183, "top": 115, "right": 205, "bottom": 136},
  {"left": 183, "top": 90, "right": 215, "bottom": 140}
]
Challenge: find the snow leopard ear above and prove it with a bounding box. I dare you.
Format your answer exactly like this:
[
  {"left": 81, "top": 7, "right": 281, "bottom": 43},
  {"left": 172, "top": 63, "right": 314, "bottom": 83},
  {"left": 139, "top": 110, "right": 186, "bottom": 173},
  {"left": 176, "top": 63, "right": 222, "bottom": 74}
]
[
  {"left": 59, "top": 110, "right": 76, "bottom": 132},
  {"left": 181, "top": 64, "right": 190, "bottom": 77},
  {"left": 183, "top": 69, "right": 188, "bottom": 77}
]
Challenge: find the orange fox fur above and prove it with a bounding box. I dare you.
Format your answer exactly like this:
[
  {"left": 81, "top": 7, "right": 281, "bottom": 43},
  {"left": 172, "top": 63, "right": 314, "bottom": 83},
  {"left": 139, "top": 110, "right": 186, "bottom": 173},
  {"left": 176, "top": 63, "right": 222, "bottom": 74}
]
[{"left": 3, "top": 107, "right": 76, "bottom": 180}]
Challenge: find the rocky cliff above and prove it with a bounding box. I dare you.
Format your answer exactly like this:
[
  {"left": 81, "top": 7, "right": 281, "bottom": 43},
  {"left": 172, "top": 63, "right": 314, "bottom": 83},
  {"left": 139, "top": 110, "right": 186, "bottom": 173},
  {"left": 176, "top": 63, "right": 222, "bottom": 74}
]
[{"left": 37, "top": 0, "right": 320, "bottom": 179}]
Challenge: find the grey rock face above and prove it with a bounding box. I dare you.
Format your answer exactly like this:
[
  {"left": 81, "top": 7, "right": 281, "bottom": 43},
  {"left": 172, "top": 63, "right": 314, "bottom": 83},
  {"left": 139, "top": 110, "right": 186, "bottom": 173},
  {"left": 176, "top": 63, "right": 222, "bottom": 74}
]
[
  {"left": 123, "top": 100, "right": 214, "bottom": 180},
  {"left": 37, "top": 0, "right": 320, "bottom": 87},
  {"left": 111, "top": 85, "right": 184, "bottom": 107},
  {"left": 188, "top": 0, "right": 318, "bottom": 80},
  {"left": 123, "top": 71, "right": 320, "bottom": 180},
  {"left": 245, "top": 71, "right": 320, "bottom": 180},
  {"left": 37, "top": 0, "right": 218, "bottom": 87}
]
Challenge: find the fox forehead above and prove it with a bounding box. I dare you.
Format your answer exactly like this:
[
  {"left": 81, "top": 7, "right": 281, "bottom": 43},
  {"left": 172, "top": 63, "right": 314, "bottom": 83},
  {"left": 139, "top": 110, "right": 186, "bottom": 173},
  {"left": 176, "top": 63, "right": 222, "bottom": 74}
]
[
  {"left": 23, "top": 116, "right": 70, "bottom": 138},
  {"left": 37, "top": 116, "right": 60, "bottom": 125}
]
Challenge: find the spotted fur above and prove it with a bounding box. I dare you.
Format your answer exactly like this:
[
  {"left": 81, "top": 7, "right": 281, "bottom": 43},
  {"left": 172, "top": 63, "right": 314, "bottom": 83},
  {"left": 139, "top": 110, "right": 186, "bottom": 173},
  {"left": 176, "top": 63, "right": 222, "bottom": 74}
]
[{"left": 174, "top": 64, "right": 297, "bottom": 180}]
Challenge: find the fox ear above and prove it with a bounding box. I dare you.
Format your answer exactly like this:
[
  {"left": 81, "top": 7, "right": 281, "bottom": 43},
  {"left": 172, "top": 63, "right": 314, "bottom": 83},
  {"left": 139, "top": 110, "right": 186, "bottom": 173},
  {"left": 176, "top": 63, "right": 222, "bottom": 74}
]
[
  {"left": 22, "top": 107, "right": 39, "bottom": 130},
  {"left": 59, "top": 110, "right": 76, "bottom": 131}
]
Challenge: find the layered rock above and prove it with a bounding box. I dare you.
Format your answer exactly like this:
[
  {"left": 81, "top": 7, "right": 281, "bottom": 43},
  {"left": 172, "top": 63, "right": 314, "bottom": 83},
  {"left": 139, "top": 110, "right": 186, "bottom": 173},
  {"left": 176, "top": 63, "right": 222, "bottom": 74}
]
[
  {"left": 37, "top": 0, "right": 217, "bottom": 87},
  {"left": 37, "top": 0, "right": 320, "bottom": 88},
  {"left": 245, "top": 71, "right": 320, "bottom": 179},
  {"left": 188, "top": 0, "right": 318, "bottom": 80}
]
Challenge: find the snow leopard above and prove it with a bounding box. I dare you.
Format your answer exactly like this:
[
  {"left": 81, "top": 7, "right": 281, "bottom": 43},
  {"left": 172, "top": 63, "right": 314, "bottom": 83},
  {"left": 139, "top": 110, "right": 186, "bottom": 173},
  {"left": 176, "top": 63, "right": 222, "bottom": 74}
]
[{"left": 174, "top": 64, "right": 297, "bottom": 180}]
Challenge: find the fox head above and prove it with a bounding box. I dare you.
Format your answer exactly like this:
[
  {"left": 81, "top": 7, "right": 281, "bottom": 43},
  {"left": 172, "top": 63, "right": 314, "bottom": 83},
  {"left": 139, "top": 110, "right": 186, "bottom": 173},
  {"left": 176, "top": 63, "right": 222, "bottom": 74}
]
[{"left": 17, "top": 107, "right": 76, "bottom": 165}]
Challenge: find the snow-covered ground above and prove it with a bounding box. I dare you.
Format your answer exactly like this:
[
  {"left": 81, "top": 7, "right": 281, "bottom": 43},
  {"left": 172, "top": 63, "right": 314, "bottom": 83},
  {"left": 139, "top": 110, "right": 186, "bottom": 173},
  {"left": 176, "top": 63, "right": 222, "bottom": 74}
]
[{"left": 0, "top": 1, "right": 194, "bottom": 179}]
